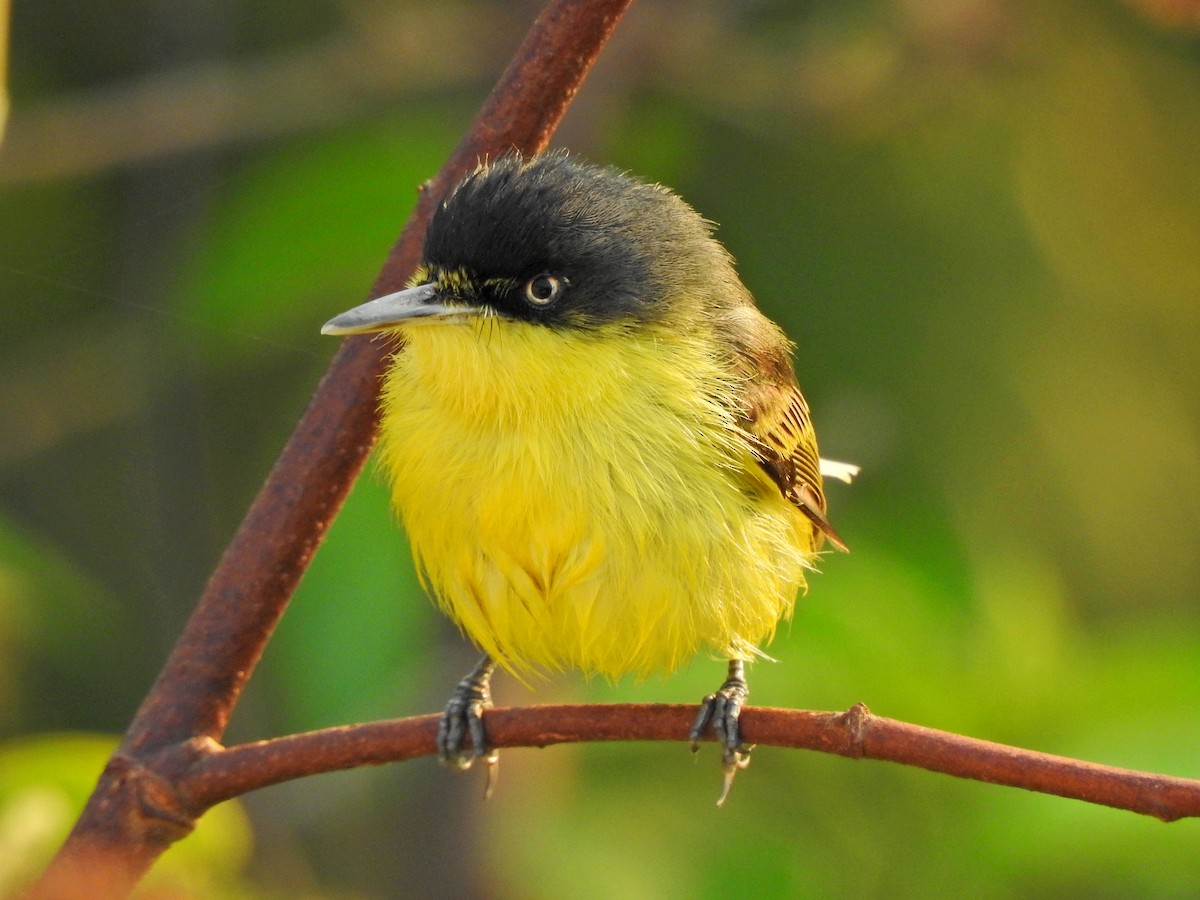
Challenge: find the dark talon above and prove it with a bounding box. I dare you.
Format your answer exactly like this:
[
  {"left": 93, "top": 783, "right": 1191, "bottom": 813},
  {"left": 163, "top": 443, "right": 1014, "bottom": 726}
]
[
  {"left": 689, "top": 660, "right": 753, "bottom": 806},
  {"left": 437, "top": 655, "right": 499, "bottom": 793}
]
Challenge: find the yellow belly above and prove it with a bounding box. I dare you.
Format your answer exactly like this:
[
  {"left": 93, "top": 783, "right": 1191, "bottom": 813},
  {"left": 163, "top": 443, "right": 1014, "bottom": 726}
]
[{"left": 377, "top": 318, "right": 816, "bottom": 679}]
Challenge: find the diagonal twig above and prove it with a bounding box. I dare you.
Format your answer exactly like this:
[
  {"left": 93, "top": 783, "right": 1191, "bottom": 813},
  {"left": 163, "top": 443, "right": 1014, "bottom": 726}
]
[{"left": 29, "top": 2, "right": 633, "bottom": 897}]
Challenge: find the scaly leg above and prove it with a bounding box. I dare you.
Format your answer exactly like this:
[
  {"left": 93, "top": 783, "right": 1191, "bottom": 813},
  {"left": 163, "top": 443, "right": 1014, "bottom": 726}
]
[
  {"left": 437, "top": 655, "right": 499, "bottom": 797},
  {"left": 690, "top": 659, "right": 752, "bottom": 806}
]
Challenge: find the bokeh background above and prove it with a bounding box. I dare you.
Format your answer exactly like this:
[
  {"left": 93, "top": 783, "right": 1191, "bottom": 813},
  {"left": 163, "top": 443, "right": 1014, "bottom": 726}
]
[{"left": 2, "top": 0, "right": 1199, "bottom": 896}]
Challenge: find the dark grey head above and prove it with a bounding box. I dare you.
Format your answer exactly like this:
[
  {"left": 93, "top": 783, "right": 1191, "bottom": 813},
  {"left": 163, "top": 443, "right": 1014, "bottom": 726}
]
[
  {"left": 421, "top": 151, "right": 725, "bottom": 328},
  {"left": 321, "top": 152, "right": 748, "bottom": 337}
]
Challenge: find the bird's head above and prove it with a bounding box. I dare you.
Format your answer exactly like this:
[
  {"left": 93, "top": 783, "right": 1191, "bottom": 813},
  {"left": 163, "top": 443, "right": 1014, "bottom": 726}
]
[{"left": 322, "top": 152, "right": 743, "bottom": 337}]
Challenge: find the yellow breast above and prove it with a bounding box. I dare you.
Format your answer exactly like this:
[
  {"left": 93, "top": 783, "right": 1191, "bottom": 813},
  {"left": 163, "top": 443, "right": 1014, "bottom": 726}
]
[{"left": 377, "top": 317, "right": 817, "bottom": 680}]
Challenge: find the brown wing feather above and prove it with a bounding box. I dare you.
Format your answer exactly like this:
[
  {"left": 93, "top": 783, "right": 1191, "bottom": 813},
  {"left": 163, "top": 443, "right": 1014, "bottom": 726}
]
[
  {"left": 739, "top": 377, "right": 847, "bottom": 552},
  {"left": 723, "top": 307, "right": 847, "bottom": 552}
]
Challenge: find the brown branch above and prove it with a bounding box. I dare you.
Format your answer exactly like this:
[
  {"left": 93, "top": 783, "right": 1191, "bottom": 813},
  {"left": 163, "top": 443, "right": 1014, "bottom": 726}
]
[
  {"left": 30, "top": 2, "right": 632, "bottom": 897},
  {"left": 173, "top": 703, "right": 1200, "bottom": 824},
  {"left": 28, "top": 699, "right": 1200, "bottom": 895}
]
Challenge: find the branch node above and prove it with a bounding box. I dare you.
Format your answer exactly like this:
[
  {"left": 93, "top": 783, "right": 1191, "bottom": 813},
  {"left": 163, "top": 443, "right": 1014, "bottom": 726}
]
[
  {"left": 94, "top": 754, "right": 198, "bottom": 846},
  {"left": 134, "top": 772, "right": 198, "bottom": 844},
  {"left": 131, "top": 736, "right": 227, "bottom": 838},
  {"left": 835, "top": 702, "right": 872, "bottom": 758}
]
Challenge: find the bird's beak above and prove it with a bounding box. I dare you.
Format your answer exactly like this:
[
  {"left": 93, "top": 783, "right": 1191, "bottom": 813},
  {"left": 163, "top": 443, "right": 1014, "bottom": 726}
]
[{"left": 321, "top": 283, "right": 463, "bottom": 335}]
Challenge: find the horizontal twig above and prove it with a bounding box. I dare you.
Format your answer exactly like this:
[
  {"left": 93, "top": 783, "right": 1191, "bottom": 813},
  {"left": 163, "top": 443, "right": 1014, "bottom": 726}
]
[{"left": 179, "top": 703, "right": 1200, "bottom": 822}]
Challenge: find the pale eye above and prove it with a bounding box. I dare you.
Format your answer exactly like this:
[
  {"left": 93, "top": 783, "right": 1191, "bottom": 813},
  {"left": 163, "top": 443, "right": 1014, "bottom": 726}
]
[{"left": 524, "top": 273, "right": 566, "bottom": 306}]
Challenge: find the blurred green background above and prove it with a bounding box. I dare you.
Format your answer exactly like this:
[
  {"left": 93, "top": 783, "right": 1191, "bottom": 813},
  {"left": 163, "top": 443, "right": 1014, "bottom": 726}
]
[{"left": 2, "top": 0, "right": 1199, "bottom": 896}]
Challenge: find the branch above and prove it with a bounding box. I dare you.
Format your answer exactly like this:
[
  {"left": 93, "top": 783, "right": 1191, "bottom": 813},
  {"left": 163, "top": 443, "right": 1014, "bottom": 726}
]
[
  {"left": 170, "top": 703, "right": 1200, "bottom": 824},
  {"left": 0, "top": 3, "right": 522, "bottom": 184},
  {"left": 30, "top": 2, "right": 632, "bottom": 897}
]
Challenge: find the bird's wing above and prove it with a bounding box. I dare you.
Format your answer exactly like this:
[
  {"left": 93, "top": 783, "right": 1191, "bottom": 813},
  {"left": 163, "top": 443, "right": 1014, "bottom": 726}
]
[{"left": 738, "top": 375, "right": 847, "bottom": 552}]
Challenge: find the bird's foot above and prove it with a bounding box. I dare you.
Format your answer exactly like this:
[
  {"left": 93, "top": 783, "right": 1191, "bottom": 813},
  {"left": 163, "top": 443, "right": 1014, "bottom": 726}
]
[
  {"left": 437, "top": 656, "right": 499, "bottom": 798},
  {"left": 690, "top": 660, "right": 753, "bottom": 806}
]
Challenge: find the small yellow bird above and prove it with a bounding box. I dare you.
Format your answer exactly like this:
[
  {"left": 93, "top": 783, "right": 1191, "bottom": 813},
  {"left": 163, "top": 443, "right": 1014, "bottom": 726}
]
[{"left": 323, "top": 151, "right": 852, "bottom": 802}]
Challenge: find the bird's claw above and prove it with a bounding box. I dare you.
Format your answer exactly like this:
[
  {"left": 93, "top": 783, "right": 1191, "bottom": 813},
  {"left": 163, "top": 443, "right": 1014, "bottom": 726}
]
[
  {"left": 437, "top": 692, "right": 491, "bottom": 767},
  {"left": 716, "top": 744, "right": 753, "bottom": 807},
  {"left": 689, "top": 661, "right": 752, "bottom": 805},
  {"left": 437, "top": 657, "right": 499, "bottom": 796}
]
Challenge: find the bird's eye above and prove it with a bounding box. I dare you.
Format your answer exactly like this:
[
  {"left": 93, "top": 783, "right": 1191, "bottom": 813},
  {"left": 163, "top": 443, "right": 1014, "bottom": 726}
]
[{"left": 524, "top": 273, "right": 566, "bottom": 307}]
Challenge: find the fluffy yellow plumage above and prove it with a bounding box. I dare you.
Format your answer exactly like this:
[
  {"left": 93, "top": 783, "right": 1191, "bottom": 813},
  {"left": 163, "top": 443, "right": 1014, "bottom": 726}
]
[{"left": 378, "top": 312, "right": 816, "bottom": 680}]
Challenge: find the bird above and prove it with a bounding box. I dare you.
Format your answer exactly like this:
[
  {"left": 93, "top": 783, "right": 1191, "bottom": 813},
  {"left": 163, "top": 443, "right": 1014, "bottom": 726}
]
[{"left": 322, "top": 151, "right": 853, "bottom": 804}]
